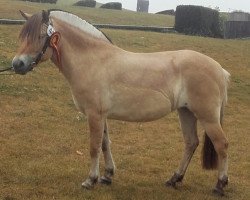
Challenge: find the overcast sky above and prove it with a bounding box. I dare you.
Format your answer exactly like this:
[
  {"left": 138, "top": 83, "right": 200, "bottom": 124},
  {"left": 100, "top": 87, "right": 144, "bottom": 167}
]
[{"left": 97, "top": 0, "right": 250, "bottom": 13}]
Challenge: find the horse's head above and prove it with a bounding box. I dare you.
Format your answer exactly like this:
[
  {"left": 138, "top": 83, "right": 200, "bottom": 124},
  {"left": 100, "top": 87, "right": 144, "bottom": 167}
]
[{"left": 12, "top": 10, "right": 57, "bottom": 75}]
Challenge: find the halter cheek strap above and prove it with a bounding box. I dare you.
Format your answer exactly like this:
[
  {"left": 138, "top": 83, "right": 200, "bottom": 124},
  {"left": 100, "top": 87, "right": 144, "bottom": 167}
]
[
  {"left": 32, "top": 24, "right": 61, "bottom": 71},
  {"left": 33, "top": 36, "right": 50, "bottom": 66},
  {"left": 33, "top": 24, "right": 55, "bottom": 65}
]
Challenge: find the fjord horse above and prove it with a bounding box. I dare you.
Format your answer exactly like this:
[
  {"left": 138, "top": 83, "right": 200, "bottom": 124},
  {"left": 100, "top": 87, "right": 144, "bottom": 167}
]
[{"left": 12, "top": 10, "right": 230, "bottom": 195}]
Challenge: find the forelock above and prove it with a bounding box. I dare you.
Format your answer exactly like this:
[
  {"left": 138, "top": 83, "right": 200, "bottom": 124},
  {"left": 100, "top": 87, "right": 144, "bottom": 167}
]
[{"left": 19, "top": 12, "right": 43, "bottom": 43}]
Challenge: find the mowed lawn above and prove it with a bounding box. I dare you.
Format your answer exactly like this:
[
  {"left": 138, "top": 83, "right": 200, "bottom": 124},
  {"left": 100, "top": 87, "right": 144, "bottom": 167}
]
[{"left": 0, "top": 1, "right": 250, "bottom": 200}]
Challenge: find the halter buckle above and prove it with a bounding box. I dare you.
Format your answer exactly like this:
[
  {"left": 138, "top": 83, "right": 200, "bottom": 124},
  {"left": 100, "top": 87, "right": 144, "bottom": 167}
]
[{"left": 47, "top": 24, "right": 55, "bottom": 37}]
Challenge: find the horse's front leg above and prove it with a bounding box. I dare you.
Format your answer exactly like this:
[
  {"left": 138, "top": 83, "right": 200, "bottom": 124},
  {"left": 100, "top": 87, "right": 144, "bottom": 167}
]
[
  {"left": 82, "top": 112, "right": 104, "bottom": 189},
  {"left": 99, "top": 121, "right": 115, "bottom": 185}
]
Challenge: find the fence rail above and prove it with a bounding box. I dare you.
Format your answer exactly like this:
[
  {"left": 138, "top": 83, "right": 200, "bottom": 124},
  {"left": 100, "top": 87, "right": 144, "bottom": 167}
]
[
  {"left": 0, "top": 19, "right": 26, "bottom": 25},
  {"left": 0, "top": 19, "right": 175, "bottom": 33}
]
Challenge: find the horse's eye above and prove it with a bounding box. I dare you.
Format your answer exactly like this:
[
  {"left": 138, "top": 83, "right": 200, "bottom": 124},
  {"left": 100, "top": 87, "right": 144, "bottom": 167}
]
[{"left": 39, "top": 35, "right": 47, "bottom": 40}]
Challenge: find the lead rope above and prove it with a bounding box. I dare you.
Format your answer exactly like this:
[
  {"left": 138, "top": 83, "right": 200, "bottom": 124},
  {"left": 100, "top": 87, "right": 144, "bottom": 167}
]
[{"left": 0, "top": 66, "right": 13, "bottom": 73}]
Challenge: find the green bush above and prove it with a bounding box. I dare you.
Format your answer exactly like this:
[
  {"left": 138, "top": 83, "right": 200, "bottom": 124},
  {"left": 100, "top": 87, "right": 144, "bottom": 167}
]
[
  {"left": 100, "top": 2, "right": 122, "bottom": 10},
  {"left": 175, "top": 5, "right": 223, "bottom": 38},
  {"left": 74, "top": 0, "right": 96, "bottom": 8},
  {"left": 156, "top": 10, "right": 175, "bottom": 16}
]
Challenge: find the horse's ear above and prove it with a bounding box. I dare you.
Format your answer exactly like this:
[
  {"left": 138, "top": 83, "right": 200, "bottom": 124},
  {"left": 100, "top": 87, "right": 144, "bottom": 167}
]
[
  {"left": 19, "top": 10, "right": 32, "bottom": 20},
  {"left": 42, "top": 10, "right": 49, "bottom": 23}
]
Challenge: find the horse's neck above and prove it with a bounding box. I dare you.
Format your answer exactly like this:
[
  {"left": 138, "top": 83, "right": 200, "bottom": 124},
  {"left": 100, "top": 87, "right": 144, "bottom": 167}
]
[
  {"left": 52, "top": 19, "right": 116, "bottom": 80},
  {"left": 53, "top": 17, "right": 106, "bottom": 46}
]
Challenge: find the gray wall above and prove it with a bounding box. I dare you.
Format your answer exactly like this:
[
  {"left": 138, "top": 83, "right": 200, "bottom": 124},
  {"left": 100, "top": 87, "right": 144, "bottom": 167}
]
[
  {"left": 228, "top": 12, "right": 250, "bottom": 21},
  {"left": 137, "top": 0, "right": 149, "bottom": 13},
  {"left": 224, "top": 21, "right": 250, "bottom": 39}
]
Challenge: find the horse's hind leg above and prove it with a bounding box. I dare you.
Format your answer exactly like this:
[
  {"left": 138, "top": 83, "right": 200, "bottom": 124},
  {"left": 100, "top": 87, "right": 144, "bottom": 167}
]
[
  {"left": 201, "top": 121, "right": 229, "bottom": 196},
  {"left": 166, "top": 107, "right": 198, "bottom": 188},
  {"left": 99, "top": 121, "right": 115, "bottom": 185}
]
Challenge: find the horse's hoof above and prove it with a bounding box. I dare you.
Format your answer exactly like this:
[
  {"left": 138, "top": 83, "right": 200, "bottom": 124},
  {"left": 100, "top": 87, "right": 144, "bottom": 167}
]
[
  {"left": 82, "top": 177, "right": 98, "bottom": 189},
  {"left": 165, "top": 180, "right": 177, "bottom": 189},
  {"left": 213, "top": 187, "right": 225, "bottom": 196},
  {"left": 82, "top": 182, "right": 93, "bottom": 190},
  {"left": 212, "top": 176, "right": 228, "bottom": 196},
  {"left": 99, "top": 176, "right": 112, "bottom": 185},
  {"left": 165, "top": 173, "right": 183, "bottom": 189}
]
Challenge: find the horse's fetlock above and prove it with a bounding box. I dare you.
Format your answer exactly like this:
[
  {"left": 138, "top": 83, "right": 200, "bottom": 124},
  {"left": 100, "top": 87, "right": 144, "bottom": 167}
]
[
  {"left": 105, "top": 168, "right": 115, "bottom": 177},
  {"left": 220, "top": 175, "right": 229, "bottom": 186}
]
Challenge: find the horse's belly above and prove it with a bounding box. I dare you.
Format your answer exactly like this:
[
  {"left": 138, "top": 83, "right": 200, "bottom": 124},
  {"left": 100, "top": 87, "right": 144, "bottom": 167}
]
[{"left": 107, "top": 86, "right": 171, "bottom": 122}]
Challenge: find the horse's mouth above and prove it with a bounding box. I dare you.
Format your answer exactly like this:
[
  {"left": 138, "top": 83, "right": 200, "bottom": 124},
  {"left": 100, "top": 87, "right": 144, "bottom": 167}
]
[
  {"left": 12, "top": 55, "right": 36, "bottom": 75},
  {"left": 14, "top": 65, "right": 33, "bottom": 75}
]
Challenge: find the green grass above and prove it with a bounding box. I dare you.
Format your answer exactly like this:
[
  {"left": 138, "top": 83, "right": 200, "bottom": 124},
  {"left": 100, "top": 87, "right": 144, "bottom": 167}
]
[
  {"left": 0, "top": 0, "right": 174, "bottom": 26},
  {"left": 0, "top": 1, "right": 250, "bottom": 200},
  {"left": 57, "top": 0, "right": 79, "bottom": 6}
]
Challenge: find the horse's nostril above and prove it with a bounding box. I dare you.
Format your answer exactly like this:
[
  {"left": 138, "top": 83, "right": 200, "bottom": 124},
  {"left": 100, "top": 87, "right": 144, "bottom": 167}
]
[
  {"left": 13, "top": 59, "right": 25, "bottom": 70},
  {"left": 12, "top": 57, "right": 29, "bottom": 75}
]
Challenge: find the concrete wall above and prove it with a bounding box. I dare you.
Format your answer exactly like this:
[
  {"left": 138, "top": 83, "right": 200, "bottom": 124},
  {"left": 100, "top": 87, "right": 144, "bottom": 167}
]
[
  {"left": 224, "top": 12, "right": 250, "bottom": 38},
  {"left": 224, "top": 21, "right": 250, "bottom": 39},
  {"left": 137, "top": 0, "right": 149, "bottom": 13}
]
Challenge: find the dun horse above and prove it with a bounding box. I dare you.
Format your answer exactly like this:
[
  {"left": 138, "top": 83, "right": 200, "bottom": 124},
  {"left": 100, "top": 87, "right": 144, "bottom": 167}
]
[{"left": 12, "top": 10, "right": 230, "bottom": 195}]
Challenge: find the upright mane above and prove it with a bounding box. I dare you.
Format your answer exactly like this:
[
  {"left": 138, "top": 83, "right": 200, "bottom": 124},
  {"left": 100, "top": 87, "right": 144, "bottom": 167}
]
[{"left": 49, "top": 10, "right": 112, "bottom": 43}]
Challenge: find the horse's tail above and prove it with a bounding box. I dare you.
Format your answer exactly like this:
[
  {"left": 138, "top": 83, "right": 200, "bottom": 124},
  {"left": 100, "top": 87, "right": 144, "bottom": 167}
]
[
  {"left": 202, "top": 68, "right": 230, "bottom": 170},
  {"left": 202, "top": 132, "right": 218, "bottom": 170}
]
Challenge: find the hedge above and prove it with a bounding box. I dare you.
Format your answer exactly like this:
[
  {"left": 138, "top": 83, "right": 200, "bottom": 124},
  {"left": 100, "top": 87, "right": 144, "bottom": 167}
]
[
  {"left": 156, "top": 10, "right": 175, "bottom": 16},
  {"left": 100, "top": 2, "right": 122, "bottom": 10},
  {"left": 175, "top": 5, "right": 223, "bottom": 38},
  {"left": 74, "top": 0, "right": 96, "bottom": 8}
]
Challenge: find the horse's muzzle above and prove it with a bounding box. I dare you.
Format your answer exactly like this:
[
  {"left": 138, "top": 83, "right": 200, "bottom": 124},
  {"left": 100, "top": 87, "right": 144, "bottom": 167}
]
[{"left": 12, "top": 56, "right": 34, "bottom": 75}]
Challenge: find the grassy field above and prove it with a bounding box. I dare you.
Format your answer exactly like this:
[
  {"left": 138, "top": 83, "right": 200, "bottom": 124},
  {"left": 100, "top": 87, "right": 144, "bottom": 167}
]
[
  {"left": 0, "top": 1, "right": 250, "bottom": 200},
  {"left": 57, "top": 0, "right": 103, "bottom": 8},
  {"left": 0, "top": 0, "right": 174, "bottom": 26}
]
